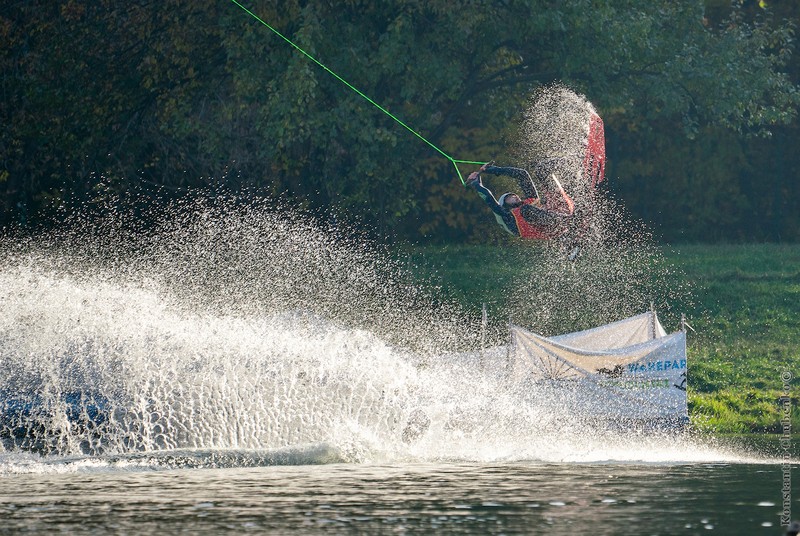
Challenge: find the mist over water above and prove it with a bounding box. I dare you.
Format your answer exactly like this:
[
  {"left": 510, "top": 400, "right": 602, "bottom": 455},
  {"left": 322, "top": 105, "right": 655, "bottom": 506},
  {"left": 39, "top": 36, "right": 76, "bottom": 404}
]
[
  {"left": 0, "top": 195, "right": 752, "bottom": 471},
  {"left": 0, "top": 89, "right": 753, "bottom": 473},
  {"left": 0, "top": 197, "right": 473, "bottom": 460}
]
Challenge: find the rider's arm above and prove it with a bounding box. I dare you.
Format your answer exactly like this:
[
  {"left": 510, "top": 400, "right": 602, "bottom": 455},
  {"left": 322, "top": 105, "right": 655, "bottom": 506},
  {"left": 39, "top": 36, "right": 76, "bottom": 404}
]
[{"left": 483, "top": 166, "right": 539, "bottom": 200}]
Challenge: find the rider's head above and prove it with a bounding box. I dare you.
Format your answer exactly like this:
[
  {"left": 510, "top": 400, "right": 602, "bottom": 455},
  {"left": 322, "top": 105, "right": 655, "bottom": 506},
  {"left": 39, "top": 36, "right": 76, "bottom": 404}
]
[{"left": 498, "top": 193, "right": 522, "bottom": 208}]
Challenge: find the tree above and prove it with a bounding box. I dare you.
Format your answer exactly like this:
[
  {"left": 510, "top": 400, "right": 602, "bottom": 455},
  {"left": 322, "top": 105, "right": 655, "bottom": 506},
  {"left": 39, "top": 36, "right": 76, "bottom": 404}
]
[{"left": 1, "top": 0, "right": 798, "bottom": 241}]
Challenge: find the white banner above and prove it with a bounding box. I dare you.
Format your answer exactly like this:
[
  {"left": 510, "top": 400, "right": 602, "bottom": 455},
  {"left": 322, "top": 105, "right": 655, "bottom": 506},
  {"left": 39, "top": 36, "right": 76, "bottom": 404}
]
[{"left": 509, "top": 314, "right": 688, "bottom": 423}]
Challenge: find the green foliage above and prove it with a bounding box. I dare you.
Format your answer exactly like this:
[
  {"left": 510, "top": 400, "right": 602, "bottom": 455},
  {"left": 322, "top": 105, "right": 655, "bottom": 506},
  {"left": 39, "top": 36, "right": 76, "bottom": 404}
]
[
  {"left": 690, "top": 390, "right": 799, "bottom": 434},
  {"left": 1, "top": 1, "right": 799, "bottom": 240},
  {"left": 612, "top": 124, "right": 800, "bottom": 241}
]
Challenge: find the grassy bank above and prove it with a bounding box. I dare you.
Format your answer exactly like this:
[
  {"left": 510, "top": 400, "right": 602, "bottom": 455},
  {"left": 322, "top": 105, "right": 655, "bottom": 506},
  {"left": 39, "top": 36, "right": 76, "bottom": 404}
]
[
  {"left": 669, "top": 244, "right": 800, "bottom": 433},
  {"left": 399, "top": 243, "right": 800, "bottom": 434}
]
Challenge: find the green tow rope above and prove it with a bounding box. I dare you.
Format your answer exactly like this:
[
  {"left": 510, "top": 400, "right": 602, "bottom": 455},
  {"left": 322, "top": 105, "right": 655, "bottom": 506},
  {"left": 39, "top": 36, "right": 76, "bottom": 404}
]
[{"left": 229, "top": 0, "right": 486, "bottom": 184}]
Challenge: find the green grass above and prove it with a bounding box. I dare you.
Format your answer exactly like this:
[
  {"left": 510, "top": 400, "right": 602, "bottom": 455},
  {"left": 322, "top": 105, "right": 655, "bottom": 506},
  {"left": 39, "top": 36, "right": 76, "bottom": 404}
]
[
  {"left": 397, "top": 243, "right": 800, "bottom": 434},
  {"left": 666, "top": 244, "right": 800, "bottom": 433}
]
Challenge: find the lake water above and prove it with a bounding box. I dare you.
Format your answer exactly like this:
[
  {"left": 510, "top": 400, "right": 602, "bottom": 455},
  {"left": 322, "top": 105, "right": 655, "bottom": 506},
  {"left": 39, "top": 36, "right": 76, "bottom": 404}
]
[{"left": 0, "top": 451, "right": 796, "bottom": 535}]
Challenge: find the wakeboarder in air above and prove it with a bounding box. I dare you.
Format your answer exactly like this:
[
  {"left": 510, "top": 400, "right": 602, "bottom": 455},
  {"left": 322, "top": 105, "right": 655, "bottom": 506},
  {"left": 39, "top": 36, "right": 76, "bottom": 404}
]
[
  {"left": 467, "top": 160, "right": 575, "bottom": 239},
  {"left": 467, "top": 109, "right": 606, "bottom": 261},
  {"left": 467, "top": 160, "right": 581, "bottom": 259}
]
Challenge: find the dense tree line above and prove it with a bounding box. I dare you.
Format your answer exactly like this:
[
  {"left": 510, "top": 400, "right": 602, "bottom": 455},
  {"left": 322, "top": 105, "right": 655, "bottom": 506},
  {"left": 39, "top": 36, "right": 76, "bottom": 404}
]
[{"left": 1, "top": 0, "right": 798, "bottom": 242}]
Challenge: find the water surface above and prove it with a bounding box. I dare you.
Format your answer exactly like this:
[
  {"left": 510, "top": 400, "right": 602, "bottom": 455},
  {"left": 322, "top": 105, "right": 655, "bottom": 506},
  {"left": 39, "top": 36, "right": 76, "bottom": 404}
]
[{"left": 0, "top": 459, "right": 794, "bottom": 534}]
